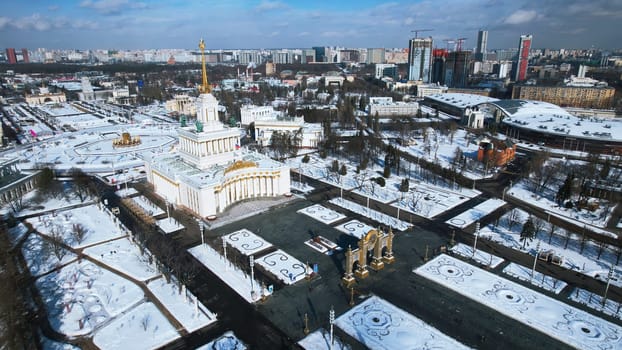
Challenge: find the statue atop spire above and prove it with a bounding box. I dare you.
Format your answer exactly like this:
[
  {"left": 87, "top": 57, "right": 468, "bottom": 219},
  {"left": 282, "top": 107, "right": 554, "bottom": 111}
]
[{"left": 199, "top": 38, "right": 211, "bottom": 94}]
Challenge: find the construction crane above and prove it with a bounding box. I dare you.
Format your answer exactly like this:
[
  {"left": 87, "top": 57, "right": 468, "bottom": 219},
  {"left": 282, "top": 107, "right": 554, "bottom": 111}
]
[
  {"left": 411, "top": 29, "right": 433, "bottom": 39},
  {"left": 456, "top": 38, "right": 468, "bottom": 52},
  {"left": 443, "top": 39, "right": 456, "bottom": 51}
]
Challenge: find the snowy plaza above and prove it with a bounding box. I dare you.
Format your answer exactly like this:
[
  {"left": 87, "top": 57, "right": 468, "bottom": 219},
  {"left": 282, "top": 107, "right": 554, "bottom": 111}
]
[{"left": 415, "top": 255, "right": 622, "bottom": 350}]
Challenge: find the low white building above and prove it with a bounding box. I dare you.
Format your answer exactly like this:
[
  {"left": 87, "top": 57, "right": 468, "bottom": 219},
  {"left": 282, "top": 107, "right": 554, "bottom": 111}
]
[
  {"left": 166, "top": 94, "right": 197, "bottom": 116},
  {"left": 254, "top": 117, "right": 322, "bottom": 149},
  {"left": 368, "top": 97, "right": 419, "bottom": 117},
  {"left": 240, "top": 105, "right": 279, "bottom": 126},
  {"left": 416, "top": 84, "right": 448, "bottom": 98}
]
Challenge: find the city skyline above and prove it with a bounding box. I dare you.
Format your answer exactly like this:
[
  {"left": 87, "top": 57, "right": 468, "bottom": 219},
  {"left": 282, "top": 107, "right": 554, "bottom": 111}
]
[{"left": 0, "top": 0, "right": 621, "bottom": 51}]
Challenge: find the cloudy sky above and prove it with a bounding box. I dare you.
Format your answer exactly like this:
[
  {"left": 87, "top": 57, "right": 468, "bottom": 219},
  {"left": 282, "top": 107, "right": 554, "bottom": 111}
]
[{"left": 0, "top": 0, "right": 620, "bottom": 50}]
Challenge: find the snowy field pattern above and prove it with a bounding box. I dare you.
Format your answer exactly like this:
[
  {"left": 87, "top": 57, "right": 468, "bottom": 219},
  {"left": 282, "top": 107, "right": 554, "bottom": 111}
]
[
  {"left": 335, "top": 296, "right": 471, "bottom": 350},
  {"left": 298, "top": 328, "right": 352, "bottom": 350},
  {"left": 83, "top": 238, "right": 160, "bottom": 282},
  {"left": 224, "top": 229, "right": 274, "bottom": 256},
  {"left": 196, "top": 331, "right": 247, "bottom": 350},
  {"left": 502, "top": 262, "right": 567, "bottom": 294},
  {"left": 415, "top": 255, "right": 622, "bottom": 350},
  {"left": 297, "top": 204, "right": 347, "bottom": 225},
  {"left": 256, "top": 249, "right": 307, "bottom": 285},
  {"left": 450, "top": 243, "right": 504, "bottom": 268},
  {"left": 446, "top": 198, "right": 506, "bottom": 229},
  {"left": 330, "top": 198, "right": 411, "bottom": 231}
]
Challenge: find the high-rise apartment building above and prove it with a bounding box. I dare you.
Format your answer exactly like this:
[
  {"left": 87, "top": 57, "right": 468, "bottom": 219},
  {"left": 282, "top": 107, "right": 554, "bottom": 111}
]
[
  {"left": 514, "top": 34, "right": 532, "bottom": 81},
  {"left": 408, "top": 37, "right": 433, "bottom": 82},
  {"left": 444, "top": 51, "right": 471, "bottom": 88},
  {"left": 431, "top": 49, "right": 447, "bottom": 85},
  {"left": 475, "top": 30, "right": 488, "bottom": 61},
  {"left": 5, "top": 48, "right": 17, "bottom": 64},
  {"left": 367, "top": 48, "right": 385, "bottom": 64},
  {"left": 21, "top": 48, "right": 29, "bottom": 63}
]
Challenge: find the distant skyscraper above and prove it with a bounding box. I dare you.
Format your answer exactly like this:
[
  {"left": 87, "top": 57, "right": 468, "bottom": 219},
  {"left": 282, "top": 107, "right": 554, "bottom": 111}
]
[
  {"left": 514, "top": 34, "right": 532, "bottom": 81},
  {"left": 367, "top": 48, "right": 385, "bottom": 64},
  {"left": 431, "top": 49, "right": 447, "bottom": 85},
  {"left": 6, "top": 48, "right": 17, "bottom": 64},
  {"left": 312, "top": 47, "right": 326, "bottom": 63},
  {"left": 408, "top": 37, "right": 433, "bottom": 82},
  {"left": 476, "top": 30, "right": 488, "bottom": 61},
  {"left": 21, "top": 49, "right": 29, "bottom": 63},
  {"left": 444, "top": 51, "right": 471, "bottom": 88}
]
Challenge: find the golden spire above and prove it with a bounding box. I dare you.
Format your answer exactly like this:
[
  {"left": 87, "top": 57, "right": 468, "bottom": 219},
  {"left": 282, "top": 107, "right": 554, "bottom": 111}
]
[{"left": 199, "top": 38, "right": 211, "bottom": 94}]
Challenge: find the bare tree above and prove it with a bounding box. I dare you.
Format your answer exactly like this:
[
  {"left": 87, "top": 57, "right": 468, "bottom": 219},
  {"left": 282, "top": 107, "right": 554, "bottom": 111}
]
[
  {"left": 71, "top": 223, "right": 88, "bottom": 245},
  {"left": 532, "top": 216, "right": 546, "bottom": 239},
  {"left": 141, "top": 314, "right": 151, "bottom": 331},
  {"left": 46, "top": 228, "right": 67, "bottom": 261},
  {"left": 68, "top": 168, "right": 91, "bottom": 203},
  {"left": 505, "top": 208, "right": 520, "bottom": 231}
]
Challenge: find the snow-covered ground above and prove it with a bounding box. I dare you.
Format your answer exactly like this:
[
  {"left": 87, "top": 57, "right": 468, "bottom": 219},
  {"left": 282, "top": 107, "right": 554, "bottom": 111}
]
[
  {"left": 334, "top": 220, "right": 376, "bottom": 239},
  {"left": 507, "top": 181, "right": 617, "bottom": 238},
  {"left": 27, "top": 204, "right": 128, "bottom": 248},
  {"left": 415, "top": 255, "right": 622, "bottom": 350},
  {"left": 446, "top": 198, "right": 506, "bottom": 229},
  {"left": 196, "top": 331, "right": 247, "bottom": 350},
  {"left": 298, "top": 328, "right": 351, "bottom": 350},
  {"left": 83, "top": 237, "right": 160, "bottom": 282},
  {"left": 330, "top": 197, "right": 412, "bottom": 231},
  {"left": 502, "top": 262, "right": 567, "bottom": 294},
  {"left": 256, "top": 250, "right": 307, "bottom": 285},
  {"left": 482, "top": 208, "right": 622, "bottom": 288},
  {"left": 335, "top": 295, "right": 471, "bottom": 350},
  {"left": 392, "top": 181, "right": 479, "bottom": 219},
  {"left": 92, "top": 302, "right": 179, "bottom": 350},
  {"left": 570, "top": 288, "right": 622, "bottom": 320},
  {"left": 131, "top": 196, "right": 165, "bottom": 217},
  {"left": 188, "top": 244, "right": 270, "bottom": 303},
  {"left": 36, "top": 260, "right": 144, "bottom": 337},
  {"left": 6, "top": 222, "right": 29, "bottom": 247},
  {"left": 291, "top": 180, "right": 315, "bottom": 194},
  {"left": 116, "top": 187, "right": 139, "bottom": 198},
  {"left": 297, "top": 204, "right": 347, "bottom": 225},
  {"left": 224, "top": 229, "right": 274, "bottom": 256},
  {"left": 156, "top": 217, "right": 185, "bottom": 234},
  {"left": 146, "top": 276, "right": 217, "bottom": 333},
  {"left": 21, "top": 233, "right": 76, "bottom": 277},
  {"left": 450, "top": 243, "right": 504, "bottom": 268}
]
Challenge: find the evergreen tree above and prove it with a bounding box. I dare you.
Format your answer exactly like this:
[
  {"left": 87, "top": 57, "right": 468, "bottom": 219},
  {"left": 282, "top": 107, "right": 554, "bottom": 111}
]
[
  {"left": 520, "top": 216, "right": 536, "bottom": 249},
  {"left": 556, "top": 173, "right": 574, "bottom": 205}
]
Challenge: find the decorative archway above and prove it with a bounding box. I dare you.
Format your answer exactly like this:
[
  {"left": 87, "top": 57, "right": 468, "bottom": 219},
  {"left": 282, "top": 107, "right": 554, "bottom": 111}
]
[{"left": 342, "top": 227, "right": 395, "bottom": 287}]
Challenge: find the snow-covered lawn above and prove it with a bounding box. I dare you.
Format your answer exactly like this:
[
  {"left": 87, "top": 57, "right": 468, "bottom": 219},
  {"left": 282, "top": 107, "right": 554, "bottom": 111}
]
[
  {"left": 131, "top": 196, "right": 165, "bottom": 217},
  {"left": 446, "top": 198, "right": 506, "bottom": 229},
  {"left": 156, "top": 217, "right": 185, "bottom": 234},
  {"left": 335, "top": 295, "right": 471, "bottom": 350},
  {"left": 93, "top": 302, "right": 179, "bottom": 350},
  {"left": 570, "top": 288, "right": 622, "bottom": 320},
  {"left": 36, "top": 261, "right": 144, "bottom": 337},
  {"left": 83, "top": 238, "right": 160, "bottom": 282},
  {"left": 146, "top": 277, "right": 217, "bottom": 333},
  {"left": 483, "top": 208, "right": 622, "bottom": 288},
  {"left": 392, "top": 181, "right": 478, "bottom": 219},
  {"left": 450, "top": 243, "right": 504, "bottom": 268},
  {"left": 15, "top": 190, "right": 93, "bottom": 218},
  {"left": 507, "top": 181, "right": 616, "bottom": 237},
  {"left": 256, "top": 250, "right": 307, "bottom": 285},
  {"left": 116, "top": 187, "right": 139, "bottom": 198},
  {"left": 334, "top": 220, "right": 375, "bottom": 239},
  {"left": 502, "top": 262, "right": 567, "bottom": 294},
  {"left": 330, "top": 198, "right": 412, "bottom": 231},
  {"left": 297, "top": 204, "right": 347, "bottom": 225},
  {"left": 224, "top": 229, "right": 274, "bottom": 256},
  {"left": 188, "top": 244, "right": 270, "bottom": 303},
  {"left": 415, "top": 255, "right": 622, "bottom": 350},
  {"left": 27, "top": 204, "right": 127, "bottom": 248},
  {"left": 22, "top": 233, "right": 76, "bottom": 277},
  {"left": 298, "top": 328, "right": 351, "bottom": 350},
  {"left": 291, "top": 180, "right": 315, "bottom": 194},
  {"left": 196, "top": 331, "right": 247, "bottom": 350}
]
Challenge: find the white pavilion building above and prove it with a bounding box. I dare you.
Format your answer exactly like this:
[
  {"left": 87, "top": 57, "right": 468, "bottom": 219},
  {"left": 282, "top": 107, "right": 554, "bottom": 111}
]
[{"left": 144, "top": 39, "right": 290, "bottom": 218}]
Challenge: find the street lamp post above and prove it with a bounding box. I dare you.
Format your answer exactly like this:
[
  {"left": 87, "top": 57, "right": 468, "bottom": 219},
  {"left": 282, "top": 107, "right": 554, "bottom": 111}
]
[
  {"left": 329, "top": 306, "right": 335, "bottom": 349},
  {"left": 531, "top": 241, "right": 541, "bottom": 283},
  {"left": 603, "top": 264, "right": 615, "bottom": 307},
  {"left": 249, "top": 255, "right": 255, "bottom": 298},
  {"left": 472, "top": 222, "right": 480, "bottom": 258}
]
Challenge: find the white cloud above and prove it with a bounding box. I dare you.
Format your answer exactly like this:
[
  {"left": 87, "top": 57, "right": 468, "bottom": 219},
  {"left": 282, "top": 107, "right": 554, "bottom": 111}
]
[
  {"left": 503, "top": 9, "right": 538, "bottom": 24},
  {"left": 0, "top": 13, "right": 97, "bottom": 32},
  {"left": 254, "top": 1, "right": 287, "bottom": 12},
  {"left": 0, "top": 16, "right": 10, "bottom": 29},
  {"left": 80, "top": 0, "right": 147, "bottom": 15}
]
